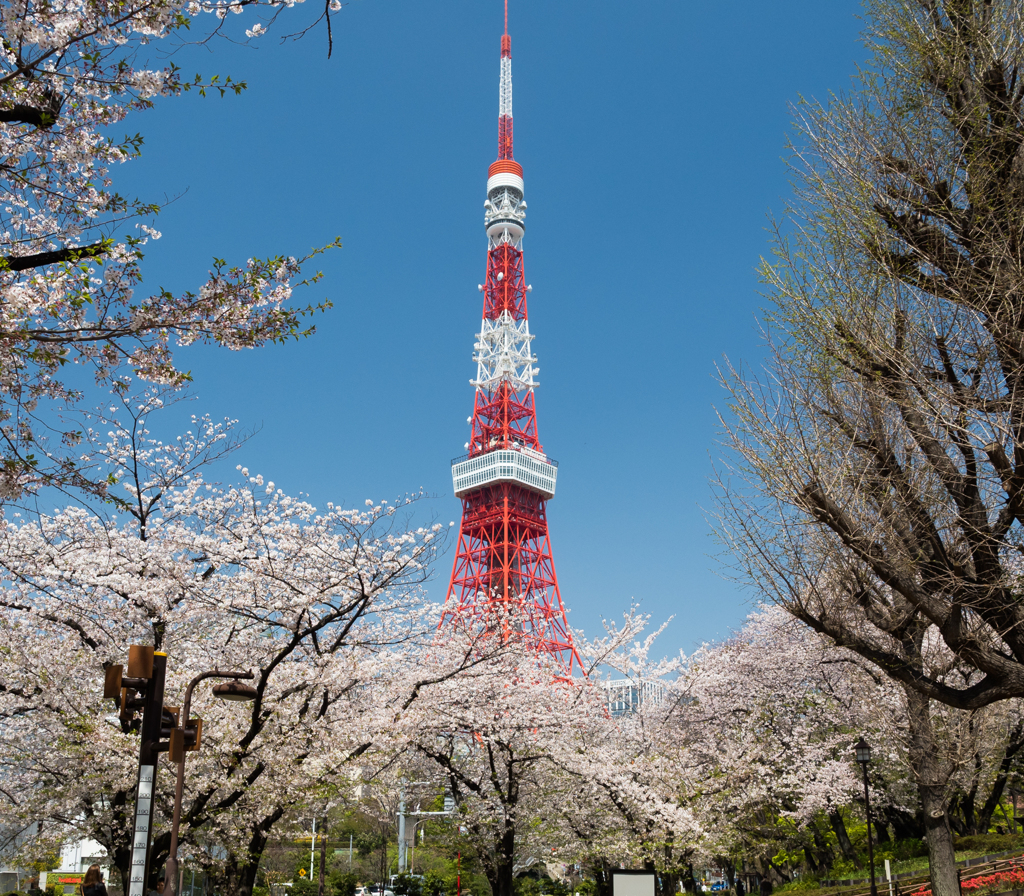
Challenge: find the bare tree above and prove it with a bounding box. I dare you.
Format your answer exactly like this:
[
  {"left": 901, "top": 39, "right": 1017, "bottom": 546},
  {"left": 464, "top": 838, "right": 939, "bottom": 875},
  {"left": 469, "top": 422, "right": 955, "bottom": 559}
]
[{"left": 716, "top": 2, "right": 1024, "bottom": 894}]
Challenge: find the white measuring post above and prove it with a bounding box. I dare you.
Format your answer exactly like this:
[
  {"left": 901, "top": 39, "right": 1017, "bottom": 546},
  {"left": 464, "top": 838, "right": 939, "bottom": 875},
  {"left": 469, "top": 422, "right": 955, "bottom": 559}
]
[
  {"left": 128, "top": 764, "right": 156, "bottom": 896},
  {"left": 885, "top": 859, "right": 893, "bottom": 896},
  {"left": 310, "top": 817, "right": 316, "bottom": 880}
]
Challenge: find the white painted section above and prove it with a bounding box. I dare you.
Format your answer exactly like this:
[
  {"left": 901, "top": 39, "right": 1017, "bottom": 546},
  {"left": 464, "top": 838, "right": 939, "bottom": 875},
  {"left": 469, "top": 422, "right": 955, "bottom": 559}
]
[
  {"left": 472, "top": 311, "right": 537, "bottom": 391},
  {"left": 499, "top": 56, "right": 512, "bottom": 119},
  {"left": 486, "top": 171, "right": 524, "bottom": 194},
  {"left": 128, "top": 764, "right": 155, "bottom": 896},
  {"left": 484, "top": 189, "right": 526, "bottom": 245},
  {"left": 452, "top": 449, "right": 557, "bottom": 498}
]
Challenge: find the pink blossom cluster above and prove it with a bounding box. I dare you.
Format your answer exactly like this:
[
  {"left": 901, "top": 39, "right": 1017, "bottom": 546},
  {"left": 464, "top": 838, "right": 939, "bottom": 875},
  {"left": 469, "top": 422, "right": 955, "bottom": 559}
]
[{"left": 0, "top": 0, "right": 332, "bottom": 497}]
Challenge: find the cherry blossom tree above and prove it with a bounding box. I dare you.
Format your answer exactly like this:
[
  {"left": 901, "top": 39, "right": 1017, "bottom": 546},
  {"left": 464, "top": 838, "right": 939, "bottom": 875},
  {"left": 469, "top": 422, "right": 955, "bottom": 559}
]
[
  {"left": 0, "top": 0, "right": 341, "bottom": 500},
  {"left": 386, "top": 611, "right": 698, "bottom": 896},
  {"left": 0, "top": 391, "right": 447, "bottom": 896},
  {"left": 662, "top": 606, "right": 1024, "bottom": 896}
]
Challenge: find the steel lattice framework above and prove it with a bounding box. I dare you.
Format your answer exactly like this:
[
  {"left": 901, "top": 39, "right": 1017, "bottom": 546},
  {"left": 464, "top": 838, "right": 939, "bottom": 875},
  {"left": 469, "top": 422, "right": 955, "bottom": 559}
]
[{"left": 441, "top": 8, "right": 581, "bottom": 676}]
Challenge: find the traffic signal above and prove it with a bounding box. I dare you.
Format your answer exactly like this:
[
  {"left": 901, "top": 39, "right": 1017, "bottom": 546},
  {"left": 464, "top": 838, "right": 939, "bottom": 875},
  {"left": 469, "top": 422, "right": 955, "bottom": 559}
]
[
  {"left": 99, "top": 646, "right": 167, "bottom": 896},
  {"left": 160, "top": 706, "right": 179, "bottom": 741},
  {"left": 168, "top": 719, "right": 202, "bottom": 763},
  {"left": 119, "top": 686, "right": 147, "bottom": 732},
  {"left": 104, "top": 646, "right": 159, "bottom": 734}
]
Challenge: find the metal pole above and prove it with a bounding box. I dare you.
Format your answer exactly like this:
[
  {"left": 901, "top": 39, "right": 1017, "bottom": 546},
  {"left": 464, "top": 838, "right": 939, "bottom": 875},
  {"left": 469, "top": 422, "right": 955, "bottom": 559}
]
[
  {"left": 861, "top": 761, "right": 878, "bottom": 896},
  {"left": 349, "top": 835, "right": 353, "bottom": 870},
  {"left": 129, "top": 651, "right": 167, "bottom": 896},
  {"left": 398, "top": 785, "right": 407, "bottom": 874}
]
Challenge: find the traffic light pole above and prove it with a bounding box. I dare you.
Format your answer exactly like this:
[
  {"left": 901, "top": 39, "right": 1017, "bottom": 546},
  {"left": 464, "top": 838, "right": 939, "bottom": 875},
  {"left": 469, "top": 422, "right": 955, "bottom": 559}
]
[
  {"left": 102, "top": 649, "right": 255, "bottom": 896},
  {"left": 128, "top": 652, "right": 167, "bottom": 896}
]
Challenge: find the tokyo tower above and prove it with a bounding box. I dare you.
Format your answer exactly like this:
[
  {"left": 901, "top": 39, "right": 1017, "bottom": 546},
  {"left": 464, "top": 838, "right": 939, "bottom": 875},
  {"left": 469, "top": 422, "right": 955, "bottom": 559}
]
[{"left": 441, "top": 3, "right": 582, "bottom": 676}]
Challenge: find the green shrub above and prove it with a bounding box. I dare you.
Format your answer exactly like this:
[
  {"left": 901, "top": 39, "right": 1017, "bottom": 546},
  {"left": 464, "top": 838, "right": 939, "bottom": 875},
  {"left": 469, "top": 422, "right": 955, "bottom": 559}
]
[
  {"left": 422, "top": 873, "right": 452, "bottom": 896},
  {"left": 775, "top": 879, "right": 822, "bottom": 892},
  {"left": 328, "top": 872, "right": 357, "bottom": 896},
  {"left": 890, "top": 840, "right": 930, "bottom": 862},
  {"left": 954, "top": 834, "right": 1023, "bottom": 856},
  {"left": 392, "top": 876, "right": 421, "bottom": 896},
  {"left": 292, "top": 879, "right": 318, "bottom": 896}
]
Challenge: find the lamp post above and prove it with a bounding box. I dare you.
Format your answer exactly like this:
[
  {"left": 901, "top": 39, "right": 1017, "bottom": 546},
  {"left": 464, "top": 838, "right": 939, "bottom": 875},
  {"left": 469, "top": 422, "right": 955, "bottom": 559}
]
[
  {"left": 164, "top": 671, "right": 258, "bottom": 896},
  {"left": 855, "top": 737, "right": 878, "bottom": 896}
]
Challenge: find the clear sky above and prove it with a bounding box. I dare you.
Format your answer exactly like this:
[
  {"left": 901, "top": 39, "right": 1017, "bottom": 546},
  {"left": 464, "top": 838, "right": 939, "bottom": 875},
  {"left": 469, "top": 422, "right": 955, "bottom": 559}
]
[{"left": 111, "top": 0, "right": 867, "bottom": 658}]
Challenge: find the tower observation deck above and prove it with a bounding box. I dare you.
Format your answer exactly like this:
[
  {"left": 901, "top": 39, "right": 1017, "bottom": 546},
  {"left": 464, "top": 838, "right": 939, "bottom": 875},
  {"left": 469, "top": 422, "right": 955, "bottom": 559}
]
[{"left": 439, "top": 6, "right": 581, "bottom": 676}]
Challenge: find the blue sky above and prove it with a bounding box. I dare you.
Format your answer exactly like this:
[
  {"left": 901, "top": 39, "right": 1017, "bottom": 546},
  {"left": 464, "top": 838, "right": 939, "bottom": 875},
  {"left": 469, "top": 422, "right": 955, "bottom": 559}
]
[{"left": 112, "top": 0, "right": 867, "bottom": 658}]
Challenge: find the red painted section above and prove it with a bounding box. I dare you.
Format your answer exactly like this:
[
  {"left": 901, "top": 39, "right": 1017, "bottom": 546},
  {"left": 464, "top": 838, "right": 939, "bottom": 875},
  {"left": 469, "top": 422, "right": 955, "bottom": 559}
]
[
  {"left": 498, "top": 116, "right": 514, "bottom": 161},
  {"left": 501, "top": 34, "right": 511, "bottom": 57},
  {"left": 443, "top": 481, "right": 578, "bottom": 674},
  {"left": 488, "top": 159, "right": 523, "bottom": 178}
]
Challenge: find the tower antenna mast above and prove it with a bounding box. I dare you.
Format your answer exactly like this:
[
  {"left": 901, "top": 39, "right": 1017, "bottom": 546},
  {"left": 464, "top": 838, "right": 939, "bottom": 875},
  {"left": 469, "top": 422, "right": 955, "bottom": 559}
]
[{"left": 442, "top": 3, "right": 581, "bottom": 676}]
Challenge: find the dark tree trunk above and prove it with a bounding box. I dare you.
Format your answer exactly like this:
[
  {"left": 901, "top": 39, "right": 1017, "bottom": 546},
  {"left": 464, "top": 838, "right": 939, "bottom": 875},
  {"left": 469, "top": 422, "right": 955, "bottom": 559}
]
[
  {"left": 210, "top": 807, "right": 285, "bottom": 896},
  {"left": 319, "top": 819, "right": 327, "bottom": 896},
  {"left": 921, "top": 785, "right": 959, "bottom": 896},
  {"left": 883, "top": 806, "right": 924, "bottom": 841},
  {"left": 873, "top": 819, "right": 892, "bottom": 845},
  {"left": 86, "top": 788, "right": 133, "bottom": 895},
  {"left": 683, "top": 865, "right": 697, "bottom": 894},
  {"left": 481, "top": 818, "right": 516, "bottom": 896},
  {"left": 811, "top": 822, "right": 833, "bottom": 869},
  {"left": 905, "top": 689, "right": 959, "bottom": 896},
  {"left": 975, "top": 722, "right": 1024, "bottom": 834},
  {"left": 723, "top": 861, "right": 736, "bottom": 891},
  {"left": 660, "top": 871, "right": 681, "bottom": 896},
  {"left": 592, "top": 863, "right": 613, "bottom": 896},
  {"left": 803, "top": 848, "right": 820, "bottom": 873},
  {"left": 829, "top": 810, "right": 856, "bottom": 860}
]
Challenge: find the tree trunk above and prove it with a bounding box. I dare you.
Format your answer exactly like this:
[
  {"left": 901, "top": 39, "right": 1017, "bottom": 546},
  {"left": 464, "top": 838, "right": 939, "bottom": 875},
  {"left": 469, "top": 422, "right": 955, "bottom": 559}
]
[
  {"left": 723, "top": 861, "right": 736, "bottom": 891},
  {"left": 975, "top": 722, "right": 1024, "bottom": 835},
  {"left": 482, "top": 819, "right": 516, "bottom": 896},
  {"left": 905, "top": 689, "right": 958, "bottom": 896},
  {"left": 592, "top": 863, "right": 613, "bottom": 896},
  {"left": 873, "top": 820, "right": 892, "bottom": 845},
  {"left": 211, "top": 807, "right": 285, "bottom": 896},
  {"left": 803, "top": 848, "right": 819, "bottom": 873},
  {"left": 683, "top": 865, "right": 697, "bottom": 895},
  {"left": 319, "top": 819, "right": 327, "bottom": 896},
  {"left": 883, "top": 806, "right": 924, "bottom": 841},
  {"left": 88, "top": 788, "right": 133, "bottom": 895},
  {"left": 921, "top": 785, "right": 959, "bottom": 896},
  {"left": 811, "top": 822, "right": 833, "bottom": 870},
  {"left": 829, "top": 810, "right": 856, "bottom": 861}
]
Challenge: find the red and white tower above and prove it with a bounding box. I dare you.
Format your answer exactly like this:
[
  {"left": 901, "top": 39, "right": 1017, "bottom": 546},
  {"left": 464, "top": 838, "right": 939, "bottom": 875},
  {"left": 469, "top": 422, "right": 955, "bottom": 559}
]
[{"left": 441, "top": 6, "right": 581, "bottom": 676}]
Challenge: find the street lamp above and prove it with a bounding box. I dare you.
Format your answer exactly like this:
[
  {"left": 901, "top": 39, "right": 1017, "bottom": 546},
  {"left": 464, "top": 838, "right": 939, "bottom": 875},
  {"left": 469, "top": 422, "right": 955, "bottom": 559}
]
[
  {"left": 854, "top": 737, "right": 878, "bottom": 896},
  {"left": 165, "top": 670, "right": 258, "bottom": 896}
]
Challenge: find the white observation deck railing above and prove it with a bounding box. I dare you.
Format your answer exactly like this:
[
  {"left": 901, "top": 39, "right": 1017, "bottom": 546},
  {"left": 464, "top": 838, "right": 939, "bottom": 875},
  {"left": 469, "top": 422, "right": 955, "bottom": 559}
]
[{"left": 451, "top": 446, "right": 558, "bottom": 499}]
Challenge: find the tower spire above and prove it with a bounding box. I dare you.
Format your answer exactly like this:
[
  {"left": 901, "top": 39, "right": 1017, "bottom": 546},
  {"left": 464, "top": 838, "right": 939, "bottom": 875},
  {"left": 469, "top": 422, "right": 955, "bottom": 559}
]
[
  {"left": 499, "top": 2, "right": 513, "bottom": 160},
  {"left": 441, "top": 8, "right": 581, "bottom": 676}
]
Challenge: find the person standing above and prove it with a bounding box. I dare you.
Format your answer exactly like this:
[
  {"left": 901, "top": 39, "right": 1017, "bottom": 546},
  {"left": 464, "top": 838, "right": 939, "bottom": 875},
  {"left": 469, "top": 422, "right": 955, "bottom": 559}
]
[{"left": 81, "top": 866, "right": 108, "bottom": 896}]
